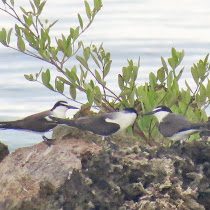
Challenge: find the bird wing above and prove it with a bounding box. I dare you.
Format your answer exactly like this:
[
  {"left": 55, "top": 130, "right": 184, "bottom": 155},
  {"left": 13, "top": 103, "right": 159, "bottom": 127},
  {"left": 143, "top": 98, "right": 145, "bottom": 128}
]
[
  {"left": 51, "top": 112, "right": 120, "bottom": 136},
  {"left": 159, "top": 113, "right": 194, "bottom": 137},
  {"left": 76, "top": 113, "right": 120, "bottom": 136},
  {"left": 18, "top": 110, "right": 57, "bottom": 132}
]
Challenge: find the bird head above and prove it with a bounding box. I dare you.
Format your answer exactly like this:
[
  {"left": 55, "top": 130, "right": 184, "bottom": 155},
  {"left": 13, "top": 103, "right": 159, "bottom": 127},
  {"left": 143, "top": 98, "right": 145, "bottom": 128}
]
[
  {"left": 122, "top": 107, "right": 138, "bottom": 116},
  {"left": 143, "top": 106, "right": 172, "bottom": 123},
  {"left": 51, "top": 101, "right": 78, "bottom": 118}
]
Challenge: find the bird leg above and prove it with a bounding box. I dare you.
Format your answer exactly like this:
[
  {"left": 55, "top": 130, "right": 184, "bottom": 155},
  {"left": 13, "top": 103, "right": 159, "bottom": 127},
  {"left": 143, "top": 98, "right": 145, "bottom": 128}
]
[
  {"left": 170, "top": 138, "right": 187, "bottom": 148},
  {"left": 42, "top": 135, "right": 56, "bottom": 146},
  {"left": 104, "top": 136, "right": 118, "bottom": 151}
]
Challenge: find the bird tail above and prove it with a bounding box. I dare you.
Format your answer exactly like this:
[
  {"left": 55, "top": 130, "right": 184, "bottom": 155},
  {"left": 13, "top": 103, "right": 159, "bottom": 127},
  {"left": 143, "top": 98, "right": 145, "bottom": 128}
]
[
  {"left": 196, "top": 123, "right": 210, "bottom": 131},
  {"left": 0, "top": 121, "right": 14, "bottom": 129},
  {"left": 197, "top": 123, "right": 210, "bottom": 137},
  {"left": 49, "top": 116, "right": 77, "bottom": 127}
]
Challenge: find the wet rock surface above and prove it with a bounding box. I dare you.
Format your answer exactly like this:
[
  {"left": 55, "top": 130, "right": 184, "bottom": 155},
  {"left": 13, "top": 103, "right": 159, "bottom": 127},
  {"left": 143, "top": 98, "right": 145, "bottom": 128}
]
[{"left": 0, "top": 137, "right": 210, "bottom": 209}]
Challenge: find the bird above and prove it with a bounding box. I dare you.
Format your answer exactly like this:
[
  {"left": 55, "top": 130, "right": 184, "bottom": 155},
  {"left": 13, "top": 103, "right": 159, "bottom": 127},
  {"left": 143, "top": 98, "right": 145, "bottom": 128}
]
[
  {"left": 0, "top": 101, "right": 78, "bottom": 142},
  {"left": 143, "top": 105, "right": 209, "bottom": 141},
  {"left": 49, "top": 108, "right": 138, "bottom": 149}
]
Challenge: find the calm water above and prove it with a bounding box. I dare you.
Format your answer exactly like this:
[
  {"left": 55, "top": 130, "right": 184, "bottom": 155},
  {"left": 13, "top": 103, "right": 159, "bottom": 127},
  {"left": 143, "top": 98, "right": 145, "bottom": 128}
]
[{"left": 0, "top": 0, "right": 210, "bottom": 152}]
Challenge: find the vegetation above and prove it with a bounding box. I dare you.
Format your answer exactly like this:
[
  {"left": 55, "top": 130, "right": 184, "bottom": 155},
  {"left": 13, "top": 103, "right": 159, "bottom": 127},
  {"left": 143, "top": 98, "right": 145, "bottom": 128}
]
[{"left": 0, "top": 0, "right": 210, "bottom": 143}]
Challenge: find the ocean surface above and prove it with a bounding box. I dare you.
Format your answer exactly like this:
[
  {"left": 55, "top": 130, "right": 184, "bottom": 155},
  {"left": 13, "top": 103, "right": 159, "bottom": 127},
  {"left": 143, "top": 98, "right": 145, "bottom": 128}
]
[{"left": 0, "top": 0, "right": 210, "bottom": 152}]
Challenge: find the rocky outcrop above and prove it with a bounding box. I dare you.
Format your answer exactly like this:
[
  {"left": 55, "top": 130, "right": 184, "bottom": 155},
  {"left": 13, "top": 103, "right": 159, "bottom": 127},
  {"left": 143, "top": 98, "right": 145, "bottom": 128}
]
[
  {"left": 0, "top": 138, "right": 101, "bottom": 209},
  {"left": 0, "top": 141, "right": 9, "bottom": 162},
  {"left": 0, "top": 135, "right": 210, "bottom": 209}
]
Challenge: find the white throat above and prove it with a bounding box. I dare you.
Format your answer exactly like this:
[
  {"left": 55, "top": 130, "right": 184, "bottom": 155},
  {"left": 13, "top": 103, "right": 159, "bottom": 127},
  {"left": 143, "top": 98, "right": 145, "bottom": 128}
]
[
  {"left": 51, "top": 106, "right": 68, "bottom": 118},
  {"left": 154, "top": 111, "right": 169, "bottom": 123},
  {"left": 105, "top": 111, "right": 137, "bottom": 133}
]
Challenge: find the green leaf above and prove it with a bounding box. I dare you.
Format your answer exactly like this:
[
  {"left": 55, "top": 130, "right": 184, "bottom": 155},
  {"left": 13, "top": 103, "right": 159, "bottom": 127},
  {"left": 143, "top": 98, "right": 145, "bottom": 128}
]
[
  {"left": 128, "top": 89, "right": 135, "bottom": 106},
  {"left": 191, "top": 66, "right": 199, "bottom": 84},
  {"left": 95, "top": 70, "right": 102, "bottom": 83},
  {"left": 89, "top": 80, "right": 95, "bottom": 89},
  {"left": 71, "top": 71, "right": 80, "bottom": 85},
  {"left": 90, "top": 52, "right": 101, "bottom": 69},
  {"left": 122, "top": 67, "right": 130, "bottom": 83},
  {"left": 84, "top": 46, "right": 90, "bottom": 60},
  {"left": 37, "top": 0, "right": 46, "bottom": 15},
  {"left": 65, "top": 69, "right": 76, "bottom": 84},
  {"left": 70, "top": 84, "right": 77, "bottom": 100},
  {"left": 104, "top": 60, "right": 112, "bottom": 78},
  {"left": 204, "top": 54, "right": 209, "bottom": 64},
  {"left": 15, "top": 24, "right": 21, "bottom": 36},
  {"left": 7, "top": 28, "right": 13, "bottom": 44},
  {"left": 185, "top": 80, "right": 192, "bottom": 93},
  {"left": 30, "top": 1, "right": 36, "bottom": 13},
  {"left": 24, "top": 74, "right": 35, "bottom": 81},
  {"left": 94, "top": 0, "right": 102, "bottom": 11},
  {"left": 25, "top": 33, "right": 37, "bottom": 49},
  {"left": 49, "top": 47, "right": 58, "bottom": 60},
  {"left": 34, "top": 0, "right": 40, "bottom": 8},
  {"left": 56, "top": 80, "right": 64, "bottom": 93},
  {"left": 71, "top": 65, "right": 77, "bottom": 74},
  {"left": 197, "top": 61, "right": 206, "bottom": 80},
  {"left": 178, "top": 101, "right": 187, "bottom": 113},
  {"left": 171, "top": 47, "right": 178, "bottom": 61},
  {"left": 132, "top": 66, "right": 138, "bottom": 82},
  {"left": 0, "top": 28, "right": 7, "bottom": 46},
  {"left": 94, "top": 85, "right": 101, "bottom": 95},
  {"left": 118, "top": 74, "right": 124, "bottom": 90},
  {"left": 200, "top": 83, "right": 206, "bottom": 101},
  {"left": 65, "top": 44, "right": 72, "bottom": 57},
  {"left": 69, "top": 27, "right": 74, "bottom": 39},
  {"left": 161, "top": 56, "right": 168, "bottom": 74},
  {"left": 87, "top": 89, "right": 94, "bottom": 105},
  {"left": 157, "top": 67, "right": 165, "bottom": 83},
  {"left": 85, "top": 0, "right": 91, "bottom": 20},
  {"left": 78, "top": 14, "right": 83, "bottom": 30},
  {"left": 20, "top": 6, "right": 28, "bottom": 15},
  {"left": 184, "top": 89, "right": 191, "bottom": 104},
  {"left": 76, "top": 55, "right": 89, "bottom": 69},
  {"left": 137, "top": 56, "right": 140, "bottom": 68},
  {"left": 206, "top": 80, "right": 210, "bottom": 100},
  {"left": 10, "top": 0, "right": 14, "bottom": 6},
  {"left": 56, "top": 76, "right": 71, "bottom": 85},
  {"left": 167, "top": 71, "right": 173, "bottom": 88},
  {"left": 39, "top": 49, "right": 50, "bottom": 60},
  {"left": 73, "top": 26, "right": 80, "bottom": 41},
  {"left": 168, "top": 58, "right": 176, "bottom": 70},
  {"left": 49, "top": 19, "right": 59, "bottom": 29},
  {"left": 23, "top": 14, "right": 33, "bottom": 26},
  {"left": 149, "top": 72, "right": 156, "bottom": 89},
  {"left": 176, "top": 67, "right": 184, "bottom": 81},
  {"left": 179, "top": 50, "right": 185, "bottom": 64},
  {"left": 42, "top": 69, "right": 50, "bottom": 84},
  {"left": 41, "top": 69, "right": 54, "bottom": 90},
  {"left": 105, "top": 52, "right": 111, "bottom": 63},
  {"left": 17, "top": 36, "right": 25, "bottom": 52},
  {"left": 94, "top": 86, "right": 102, "bottom": 102},
  {"left": 57, "top": 39, "right": 64, "bottom": 51}
]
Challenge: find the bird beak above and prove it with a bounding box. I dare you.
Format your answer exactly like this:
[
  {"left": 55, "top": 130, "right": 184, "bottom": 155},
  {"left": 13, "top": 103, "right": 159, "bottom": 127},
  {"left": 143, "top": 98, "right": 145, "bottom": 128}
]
[
  {"left": 142, "top": 111, "right": 154, "bottom": 116},
  {"left": 67, "top": 105, "right": 79, "bottom": 109}
]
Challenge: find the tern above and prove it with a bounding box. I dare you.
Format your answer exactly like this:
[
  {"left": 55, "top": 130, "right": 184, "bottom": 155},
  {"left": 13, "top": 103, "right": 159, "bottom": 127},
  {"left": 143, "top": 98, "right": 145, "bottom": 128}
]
[
  {"left": 144, "top": 105, "right": 209, "bottom": 141},
  {"left": 0, "top": 101, "right": 78, "bottom": 141}
]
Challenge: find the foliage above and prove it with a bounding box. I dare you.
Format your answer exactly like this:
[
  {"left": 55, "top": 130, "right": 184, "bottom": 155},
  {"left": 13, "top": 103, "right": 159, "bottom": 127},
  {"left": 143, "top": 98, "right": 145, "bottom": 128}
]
[
  {"left": 0, "top": 0, "right": 210, "bottom": 143},
  {"left": 137, "top": 48, "right": 210, "bottom": 142}
]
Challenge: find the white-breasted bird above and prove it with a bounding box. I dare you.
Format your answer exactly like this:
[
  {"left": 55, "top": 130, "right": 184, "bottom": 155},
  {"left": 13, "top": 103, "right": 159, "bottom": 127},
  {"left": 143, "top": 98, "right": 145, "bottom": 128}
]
[
  {"left": 144, "top": 105, "right": 209, "bottom": 141},
  {"left": 0, "top": 101, "right": 78, "bottom": 141},
  {"left": 50, "top": 108, "right": 138, "bottom": 148}
]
